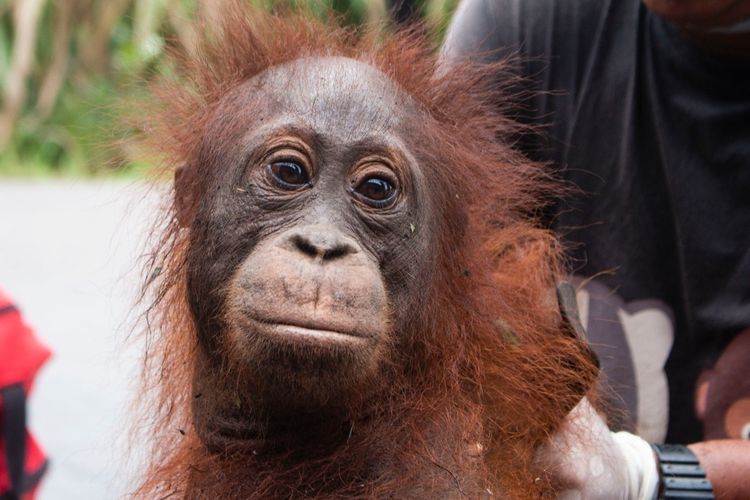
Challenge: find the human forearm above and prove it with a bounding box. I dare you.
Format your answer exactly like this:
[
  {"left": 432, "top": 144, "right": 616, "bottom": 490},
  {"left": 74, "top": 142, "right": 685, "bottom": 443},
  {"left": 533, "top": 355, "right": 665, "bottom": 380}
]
[{"left": 689, "top": 440, "right": 750, "bottom": 499}]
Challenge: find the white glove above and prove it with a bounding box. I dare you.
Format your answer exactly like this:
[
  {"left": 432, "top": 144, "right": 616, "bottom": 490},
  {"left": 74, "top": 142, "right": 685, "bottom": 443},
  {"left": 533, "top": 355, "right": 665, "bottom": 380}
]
[{"left": 539, "top": 397, "right": 660, "bottom": 500}]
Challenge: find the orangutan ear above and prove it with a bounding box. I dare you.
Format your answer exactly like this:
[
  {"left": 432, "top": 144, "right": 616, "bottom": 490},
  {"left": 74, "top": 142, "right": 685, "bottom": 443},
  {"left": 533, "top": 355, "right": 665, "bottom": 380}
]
[{"left": 174, "top": 164, "right": 193, "bottom": 227}]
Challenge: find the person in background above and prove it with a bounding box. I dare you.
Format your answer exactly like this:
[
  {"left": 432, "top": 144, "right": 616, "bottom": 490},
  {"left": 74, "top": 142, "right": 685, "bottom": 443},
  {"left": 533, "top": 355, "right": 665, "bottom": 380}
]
[
  {"left": 389, "top": 0, "right": 419, "bottom": 25},
  {"left": 0, "top": 288, "right": 50, "bottom": 500},
  {"left": 443, "top": 0, "right": 750, "bottom": 498}
]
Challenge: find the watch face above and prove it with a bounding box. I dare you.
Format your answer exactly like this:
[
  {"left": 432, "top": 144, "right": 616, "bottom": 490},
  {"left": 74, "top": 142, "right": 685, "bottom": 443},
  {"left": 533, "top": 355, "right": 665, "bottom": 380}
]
[{"left": 724, "top": 399, "right": 750, "bottom": 440}]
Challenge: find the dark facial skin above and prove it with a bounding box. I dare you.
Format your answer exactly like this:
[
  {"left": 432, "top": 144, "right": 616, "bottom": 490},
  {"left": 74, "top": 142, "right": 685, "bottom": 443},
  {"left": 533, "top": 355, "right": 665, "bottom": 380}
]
[
  {"left": 642, "top": 0, "right": 750, "bottom": 58},
  {"left": 181, "top": 58, "right": 436, "bottom": 417},
  {"left": 642, "top": 0, "right": 750, "bottom": 26}
]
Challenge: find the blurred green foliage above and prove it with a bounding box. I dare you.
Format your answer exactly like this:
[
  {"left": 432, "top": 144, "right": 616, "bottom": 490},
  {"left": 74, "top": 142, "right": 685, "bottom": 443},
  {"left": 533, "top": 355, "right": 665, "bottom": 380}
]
[{"left": 0, "top": 0, "right": 457, "bottom": 177}]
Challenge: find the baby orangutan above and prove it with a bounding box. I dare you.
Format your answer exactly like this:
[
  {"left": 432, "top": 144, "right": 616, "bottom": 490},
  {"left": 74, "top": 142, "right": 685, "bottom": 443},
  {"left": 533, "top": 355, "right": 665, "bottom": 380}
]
[{"left": 134, "top": 3, "right": 597, "bottom": 498}]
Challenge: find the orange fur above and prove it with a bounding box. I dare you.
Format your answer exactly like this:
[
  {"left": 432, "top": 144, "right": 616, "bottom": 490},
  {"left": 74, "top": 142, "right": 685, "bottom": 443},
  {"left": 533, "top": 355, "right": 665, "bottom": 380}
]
[{"left": 133, "top": 3, "right": 597, "bottom": 498}]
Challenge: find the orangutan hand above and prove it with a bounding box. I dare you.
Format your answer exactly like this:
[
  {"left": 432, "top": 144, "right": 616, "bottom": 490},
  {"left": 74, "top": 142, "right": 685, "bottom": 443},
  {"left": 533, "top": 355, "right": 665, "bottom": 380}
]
[{"left": 539, "top": 398, "right": 659, "bottom": 500}]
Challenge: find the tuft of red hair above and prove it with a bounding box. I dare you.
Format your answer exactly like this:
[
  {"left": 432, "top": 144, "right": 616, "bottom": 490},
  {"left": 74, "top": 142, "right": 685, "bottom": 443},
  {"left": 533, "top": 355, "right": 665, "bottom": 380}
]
[{"left": 133, "top": 2, "right": 597, "bottom": 498}]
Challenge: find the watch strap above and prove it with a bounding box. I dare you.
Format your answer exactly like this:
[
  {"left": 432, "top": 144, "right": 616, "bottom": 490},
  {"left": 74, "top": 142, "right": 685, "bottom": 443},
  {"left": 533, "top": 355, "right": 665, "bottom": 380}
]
[{"left": 651, "top": 444, "right": 714, "bottom": 500}]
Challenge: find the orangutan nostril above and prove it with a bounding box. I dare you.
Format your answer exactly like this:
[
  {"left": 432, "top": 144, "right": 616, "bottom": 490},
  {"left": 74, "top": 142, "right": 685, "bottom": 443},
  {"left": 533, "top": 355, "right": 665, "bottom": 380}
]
[
  {"left": 292, "top": 234, "right": 319, "bottom": 258},
  {"left": 290, "top": 232, "right": 356, "bottom": 261}
]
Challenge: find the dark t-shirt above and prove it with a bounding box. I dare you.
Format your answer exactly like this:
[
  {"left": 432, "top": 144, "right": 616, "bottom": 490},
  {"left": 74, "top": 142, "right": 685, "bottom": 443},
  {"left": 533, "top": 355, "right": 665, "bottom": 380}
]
[{"left": 444, "top": 0, "right": 750, "bottom": 443}]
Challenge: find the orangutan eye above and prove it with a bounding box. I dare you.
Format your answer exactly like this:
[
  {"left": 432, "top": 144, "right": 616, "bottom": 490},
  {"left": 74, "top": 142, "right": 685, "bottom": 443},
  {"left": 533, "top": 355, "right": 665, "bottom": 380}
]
[
  {"left": 269, "top": 161, "right": 309, "bottom": 188},
  {"left": 741, "top": 422, "right": 750, "bottom": 440},
  {"left": 354, "top": 177, "right": 396, "bottom": 206}
]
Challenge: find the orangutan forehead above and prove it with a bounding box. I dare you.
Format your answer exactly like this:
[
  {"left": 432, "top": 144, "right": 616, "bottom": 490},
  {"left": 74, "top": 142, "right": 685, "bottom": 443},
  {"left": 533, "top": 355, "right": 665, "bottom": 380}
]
[{"left": 246, "top": 56, "right": 417, "bottom": 136}]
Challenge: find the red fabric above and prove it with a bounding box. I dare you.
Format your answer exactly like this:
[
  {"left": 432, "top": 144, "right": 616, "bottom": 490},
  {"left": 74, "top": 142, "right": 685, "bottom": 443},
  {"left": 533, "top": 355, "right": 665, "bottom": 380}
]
[
  {"left": 0, "top": 433, "right": 43, "bottom": 494},
  {"left": 0, "top": 288, "right": 51, "bottom": 388},
  {"left": 0, "top": 287, "right": 51, "bottom": 497}
]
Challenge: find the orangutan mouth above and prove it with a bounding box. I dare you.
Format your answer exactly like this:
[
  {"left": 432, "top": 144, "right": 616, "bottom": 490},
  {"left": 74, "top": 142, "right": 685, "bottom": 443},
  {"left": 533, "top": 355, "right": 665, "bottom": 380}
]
[{"left": 247, "top": 316, "right": 371, "bottom": 347}]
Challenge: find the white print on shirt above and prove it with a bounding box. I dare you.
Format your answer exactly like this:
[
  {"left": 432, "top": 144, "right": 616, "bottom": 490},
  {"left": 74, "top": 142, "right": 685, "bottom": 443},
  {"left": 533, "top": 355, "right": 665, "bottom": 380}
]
[{"left": 574, "top": 278, "right": 674, "bottom": 443}]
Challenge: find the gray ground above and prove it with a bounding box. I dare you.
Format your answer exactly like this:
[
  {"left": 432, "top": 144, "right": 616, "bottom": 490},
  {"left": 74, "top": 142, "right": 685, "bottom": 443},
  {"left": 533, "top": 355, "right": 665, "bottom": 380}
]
[{"left": 0, "top": 180, "right": 164, "bottom": 499}]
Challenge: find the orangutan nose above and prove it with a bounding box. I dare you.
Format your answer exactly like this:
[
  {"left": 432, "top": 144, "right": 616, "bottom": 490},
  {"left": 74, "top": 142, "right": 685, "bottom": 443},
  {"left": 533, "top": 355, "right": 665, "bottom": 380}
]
[{"left": 286, "top": 225, "right": 360, "bottom": 261}]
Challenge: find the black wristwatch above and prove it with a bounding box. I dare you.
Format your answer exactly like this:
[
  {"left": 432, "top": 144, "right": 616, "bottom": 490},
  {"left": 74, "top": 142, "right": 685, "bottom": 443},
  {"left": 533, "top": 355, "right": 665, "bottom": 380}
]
[{"left": 651, "top": 444, "right": 714, "bottom": 500}]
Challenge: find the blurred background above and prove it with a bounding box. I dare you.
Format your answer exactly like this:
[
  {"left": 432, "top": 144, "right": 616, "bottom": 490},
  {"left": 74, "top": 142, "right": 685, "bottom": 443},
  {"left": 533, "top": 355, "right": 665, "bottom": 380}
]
[
  {"left": 0, "top": 1, "right": 457, "bottom": 498},
  {"left": 0, "top": 0, "right": 457, "bottom": 177}
]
